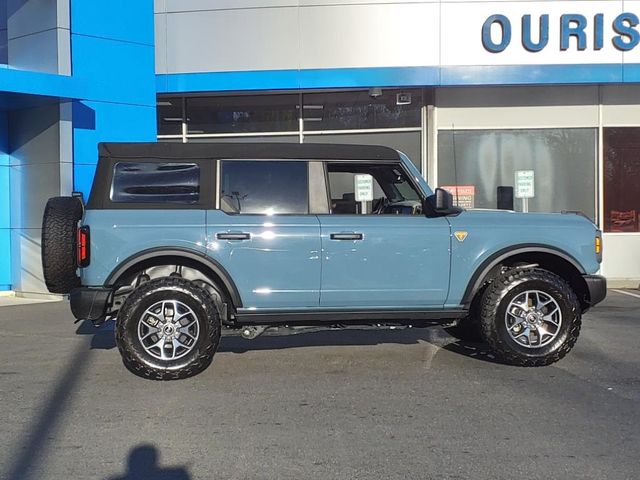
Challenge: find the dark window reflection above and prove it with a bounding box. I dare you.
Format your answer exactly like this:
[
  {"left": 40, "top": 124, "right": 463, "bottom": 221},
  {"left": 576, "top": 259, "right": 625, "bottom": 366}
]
[
  {"left": 111, "top": 162, "right": 200, "bottom": 204},
  {"left": 220, "top": 161, "right": 308, "bottom": 214},
  {"left": 303, "top": 89, "right": 422, "bottom": 131},
  {"left": 187, "top": 95, "right": 299, "bottom": 134},
  {"left": 604, "top": 128, "right": 640, "bottom": 232},
  {"left": 157, "top": 97, "right": 183, "bottom": 135}
]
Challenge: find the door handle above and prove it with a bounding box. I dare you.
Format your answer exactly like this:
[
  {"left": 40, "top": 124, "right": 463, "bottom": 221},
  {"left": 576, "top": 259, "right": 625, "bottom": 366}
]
[
  {"left": 216, "top": 232, "right": 251, "bottom": 240},
  {"left": 330, "top": 232, "right": 364, "bottom": 241}
]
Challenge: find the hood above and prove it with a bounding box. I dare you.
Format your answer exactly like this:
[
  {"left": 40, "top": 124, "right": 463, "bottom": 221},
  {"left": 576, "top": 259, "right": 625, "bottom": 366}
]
[{"left": 451, "top": 209, "right": 597, "bottom": 230}]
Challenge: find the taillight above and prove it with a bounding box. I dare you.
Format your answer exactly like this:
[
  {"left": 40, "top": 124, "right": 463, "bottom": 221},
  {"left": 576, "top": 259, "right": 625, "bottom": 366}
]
[
  {"left": 595, "top": 231, "right": 602, "bottom": 263},
  {"left": 77, "top": 226, "right": 90, "bottom": 267}
]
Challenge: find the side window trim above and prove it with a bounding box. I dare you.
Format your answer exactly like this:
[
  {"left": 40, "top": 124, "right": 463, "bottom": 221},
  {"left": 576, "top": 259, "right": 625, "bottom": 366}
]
[
  {"left": 322, "top": 160, "right": 425, "bottom": 216},
  {"left": 308, "top": 161, "right": 330, "bottom": 214},
  {"left": 218, "top": 159, "right": 310, "bottom": 216},
  {"left": 215, "top": 159, "right": 221, "bottom": 210}
]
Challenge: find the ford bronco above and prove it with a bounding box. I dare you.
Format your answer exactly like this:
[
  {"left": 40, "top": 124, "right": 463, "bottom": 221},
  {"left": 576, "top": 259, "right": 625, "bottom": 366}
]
[{"left": 42, "top": 143, "right": 606, "bottom": 379}]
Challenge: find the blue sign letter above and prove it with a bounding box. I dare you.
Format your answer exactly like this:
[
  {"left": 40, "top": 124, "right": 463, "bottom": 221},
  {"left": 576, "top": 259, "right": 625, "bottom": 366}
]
[
  {"left": 522, "top": 14, "right": 549, "bottom": 52},
  {"left": 482, "top": 15, "right": 511, "bottom": 53},
  {"left": 594, "top": 14, "right": 604, "bottom": 50},
  {"left": 561, "top": 14, "right": 587, "bottom": 51},
  {"left": 613, "top": 13, "right": 640, "bottom": 51}
]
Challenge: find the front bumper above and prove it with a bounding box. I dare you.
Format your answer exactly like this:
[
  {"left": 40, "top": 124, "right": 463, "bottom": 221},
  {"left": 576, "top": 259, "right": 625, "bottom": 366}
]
[
  {"left": 70, "top": 287, "right": 112, "bottom": 324},
  {"left": 583, "top": 274, "right": 607, "bottom": 308}
]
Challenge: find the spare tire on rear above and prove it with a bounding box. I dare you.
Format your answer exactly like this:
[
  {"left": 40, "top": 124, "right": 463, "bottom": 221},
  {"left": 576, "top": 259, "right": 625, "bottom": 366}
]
[{"left": 41, "top": 196, "right": 83, "bottom": 294}]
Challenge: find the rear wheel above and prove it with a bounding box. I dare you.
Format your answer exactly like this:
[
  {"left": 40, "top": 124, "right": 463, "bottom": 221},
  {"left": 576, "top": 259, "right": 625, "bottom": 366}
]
[
  {"left": 115, "top": 277, "right": 221, "bottom": 380},
  {"left": 479, "top": 268, "right": 581, "bottom": 366}
]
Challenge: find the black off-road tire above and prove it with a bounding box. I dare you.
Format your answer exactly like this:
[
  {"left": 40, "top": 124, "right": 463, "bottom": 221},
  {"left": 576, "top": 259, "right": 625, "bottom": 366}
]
[
  {"left": 41, "top": 196, "right": 83, "bottom": 294},
  {"left": 115, "top": 277, "right": 221, "bottom": 380},
  {"left": 479, "top": 268, "right": 581, "bottom": 367}
]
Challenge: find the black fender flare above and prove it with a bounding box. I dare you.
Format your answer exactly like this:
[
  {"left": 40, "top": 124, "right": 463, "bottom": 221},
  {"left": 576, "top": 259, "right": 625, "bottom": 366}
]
[
  {"left": 104, "top": 247, "right": 243, "bottom": 308},
  {"left": 460, "top": 244, "right": 586, "bottom": 307}
]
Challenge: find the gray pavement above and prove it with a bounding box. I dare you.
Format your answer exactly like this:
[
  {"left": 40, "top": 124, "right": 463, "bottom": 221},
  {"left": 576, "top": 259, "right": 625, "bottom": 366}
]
[{"left": 0, "top": 291, "right": 638, "bottom": 480}]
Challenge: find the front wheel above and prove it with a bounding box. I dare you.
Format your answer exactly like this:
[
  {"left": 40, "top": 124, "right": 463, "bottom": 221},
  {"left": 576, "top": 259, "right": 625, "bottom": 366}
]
[
  {"left": 479, "top": 268, "right": 581, "bottom": 367},
  {"left": 115, "top": 277, "right": 221, "bottom": 380}
]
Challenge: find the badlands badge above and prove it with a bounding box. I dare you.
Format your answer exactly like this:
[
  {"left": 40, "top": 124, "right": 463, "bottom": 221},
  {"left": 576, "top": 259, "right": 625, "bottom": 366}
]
[{"left": 454, "top": 231, "right": 468, "bottom": 242}]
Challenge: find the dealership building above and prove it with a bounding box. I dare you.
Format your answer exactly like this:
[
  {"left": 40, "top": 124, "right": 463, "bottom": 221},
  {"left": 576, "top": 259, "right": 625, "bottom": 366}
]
[{"left": 1, "top": 0, "right": 639, "bottom": 295}]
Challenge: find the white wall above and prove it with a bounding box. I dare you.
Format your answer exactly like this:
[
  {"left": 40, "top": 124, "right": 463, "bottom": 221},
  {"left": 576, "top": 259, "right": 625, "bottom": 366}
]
[{"left": 155, "top": 0, "right": 635, "bottom": 74}]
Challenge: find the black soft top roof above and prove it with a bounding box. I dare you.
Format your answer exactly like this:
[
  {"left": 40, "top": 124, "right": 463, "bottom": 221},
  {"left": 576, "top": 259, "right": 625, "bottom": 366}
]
[{"left": 98, "top": 142, "right": 401, "bottom": 161}]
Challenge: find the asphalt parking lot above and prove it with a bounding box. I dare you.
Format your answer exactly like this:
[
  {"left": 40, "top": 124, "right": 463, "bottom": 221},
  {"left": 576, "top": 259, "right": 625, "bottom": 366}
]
[{"left": 0, "top": 291, "right": 638, "bottom": 480}]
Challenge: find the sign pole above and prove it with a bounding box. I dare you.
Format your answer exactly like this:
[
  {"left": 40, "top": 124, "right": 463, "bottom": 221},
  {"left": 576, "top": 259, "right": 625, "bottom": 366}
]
[{"left": 514, "top": 170, "right": 534, "bottom": 213}]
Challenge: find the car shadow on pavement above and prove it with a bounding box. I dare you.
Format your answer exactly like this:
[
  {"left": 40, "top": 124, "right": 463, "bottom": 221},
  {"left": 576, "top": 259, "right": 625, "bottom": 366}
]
[
  {"left": 106, "top": 444, "right": 191, "bottom": 480},
  {"left": 75, "top": 319, "right": 117, "bottom": 349},
  {"left": 219, "top": 327, "right": 450, "bottom": 353},
  {"left": 440, "top": 340, "right": 505, "bottom": 365},
  {"left": 76, "top": 319, "right": 507, "bottom": 366}
]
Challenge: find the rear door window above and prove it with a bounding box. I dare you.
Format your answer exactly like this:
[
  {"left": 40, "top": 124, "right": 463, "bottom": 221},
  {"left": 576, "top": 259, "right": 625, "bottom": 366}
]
[
  {"left": 111, "top": 162, "right": 200, "bottom": 204},
  {"left": 220, "top": 160, "right": 308, "bottom": 215}
]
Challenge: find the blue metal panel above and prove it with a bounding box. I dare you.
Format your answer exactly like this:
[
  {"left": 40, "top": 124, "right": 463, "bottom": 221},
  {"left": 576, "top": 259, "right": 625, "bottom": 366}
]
[
  {"left": 73, "top": 163, "right": 96, "bottom": 202},
  {"left": 0, "top": 67, "right": 84, "bottom": 98},
  {"left": 318, "top": 215, "right": 451, "bottom": 308},
  {"left": 440, "top": 64, "right": 624, "bottom": 86},
  {"left": 206, "top": 211, "right": 321, "bottom": 309},
  {"left": 157, "top": 66, "right": 440, "bottom": 93},
  {"left": 71, "top": 0, "right": 154, "bottom": 46},
  {"left": 0, "top": 111, "right": 9, "bottom": 289},
  {"left": 299, "top": 67, "right": 440, "bottom": 89},
  {"left": 71, "top": 35, "right": 156, "bottom": 107},
  {"left": 0, "top": 228, "right": 9, "bottom": 288},
  {"left": 73, "top": 101, "right": 156, "bottom": 199},
  {"left": 445, "top": 210, "right": 600, "bottom": 307},
  {"left": 157, "top": 69, "right": 301, "bottom": 94},
  {"left": 70, "top": 2, "right": 158, "bottom": 204},
  {"left": 80, "top": 210, "right": 207, "bottom": 286},
  {"left": 157, "top": 64, "right": 634, "bottom": 94},
  {"left": 73, "top": 101, "right": 157, "bottom": 166}
]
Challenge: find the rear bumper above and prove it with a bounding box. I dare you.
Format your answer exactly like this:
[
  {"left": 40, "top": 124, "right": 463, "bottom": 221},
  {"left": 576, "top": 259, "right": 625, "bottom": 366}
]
[
  {"left": 583, "top": 274, "right": 607, "bottom": 308},
  {"left": 70, "top": 287, "right": 112, "bottom": 324}
]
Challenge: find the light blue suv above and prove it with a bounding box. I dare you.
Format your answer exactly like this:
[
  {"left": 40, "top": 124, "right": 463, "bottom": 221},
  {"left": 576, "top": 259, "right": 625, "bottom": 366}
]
[{"left": 41, "top": 143, "right": 606, "bottom": 379}]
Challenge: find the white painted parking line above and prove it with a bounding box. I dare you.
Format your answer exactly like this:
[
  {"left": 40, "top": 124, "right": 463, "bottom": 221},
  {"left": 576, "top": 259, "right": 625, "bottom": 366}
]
[{"left": 612, "top": 289, "right": 640, "bottom": 300}]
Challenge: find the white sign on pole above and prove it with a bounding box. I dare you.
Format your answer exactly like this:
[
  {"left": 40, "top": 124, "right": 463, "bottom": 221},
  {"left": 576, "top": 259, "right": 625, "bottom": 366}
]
[
  {"left": 354, "top": 174, "right": 374, "bottom": 202},
  {"left": 515, "top": 170, "right": 535, "bottom": 199}
]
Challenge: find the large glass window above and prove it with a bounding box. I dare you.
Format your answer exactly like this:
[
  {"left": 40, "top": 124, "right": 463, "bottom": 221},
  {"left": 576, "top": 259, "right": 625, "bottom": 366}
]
[
  {"left": 187, "top": 95, "right": 299, "bottom": 134},
  {"left": 111, "top": 162, "right": 200, "bottom": 204},
  {"left": 157, "top": 97, "right": 183, "bottom": 136},
  {"left": 303, "top": 89, "right": 422, "bottom": 131},
  {"left": 220, "top": 161, "right": 308, "bottom": 215},
  {"left": 604, "top": 128, "right": 640, "bottom": 232},
  {"left": 326, "top": 163, "right": 422, "bottom": 215},
  {"left": 438, "top": 129, "right": 597, "bottom": 220}
]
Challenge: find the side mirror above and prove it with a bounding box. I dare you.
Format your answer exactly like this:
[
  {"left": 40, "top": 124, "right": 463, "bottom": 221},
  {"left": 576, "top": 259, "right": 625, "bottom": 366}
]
[
  {"left": 435, "top": 187, "right": 454, "bottom": 212},
  {"left": 423, "top": 188, "right": 462, "bottom": 217}
]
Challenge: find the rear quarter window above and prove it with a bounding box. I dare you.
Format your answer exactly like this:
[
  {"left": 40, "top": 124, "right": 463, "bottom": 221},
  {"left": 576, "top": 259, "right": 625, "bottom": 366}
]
[{"left": 110, "top": 162, "right": 200, "bottom": 204}]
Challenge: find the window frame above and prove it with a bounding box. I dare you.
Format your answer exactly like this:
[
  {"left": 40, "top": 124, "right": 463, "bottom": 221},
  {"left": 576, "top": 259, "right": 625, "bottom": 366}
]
[
  {"left": 110, "top": 161, "right": 202, "bottom": 205},
  {"left": 92, "top": 156, "right": 215, "bottom": 210},
  {"left": 217, "top": 158, "right": 314, "bottom": 216},
  {"left": 320, "top": 160, "right": 427, "bottom": 216}
]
